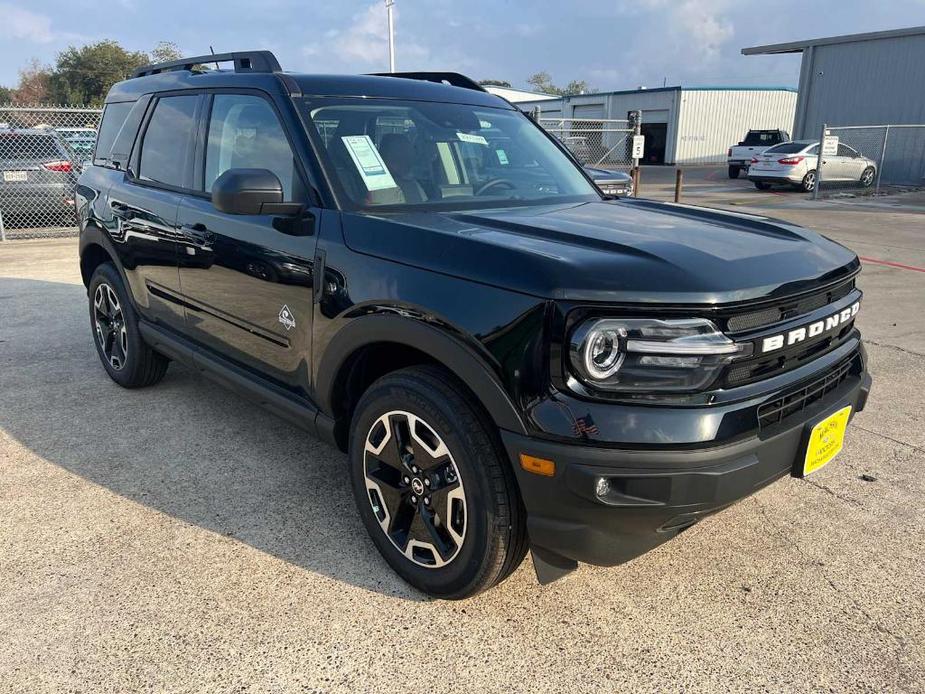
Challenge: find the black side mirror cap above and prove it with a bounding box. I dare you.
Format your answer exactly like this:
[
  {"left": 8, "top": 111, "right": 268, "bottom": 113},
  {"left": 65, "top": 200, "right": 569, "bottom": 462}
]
[{"left": 212, "top": 168, "right": 290, "bottom": 215}]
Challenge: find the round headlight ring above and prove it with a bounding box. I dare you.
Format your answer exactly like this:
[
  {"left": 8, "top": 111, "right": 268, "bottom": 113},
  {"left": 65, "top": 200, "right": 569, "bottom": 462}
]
[{"left": 582, "top": 326, "right": 626, "bottom": 380}]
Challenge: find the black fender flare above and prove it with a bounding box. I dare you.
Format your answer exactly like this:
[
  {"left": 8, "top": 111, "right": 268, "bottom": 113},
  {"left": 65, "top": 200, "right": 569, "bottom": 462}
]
[
  {"left": 315, "top": 314, "right": 528, "bottom": 436},
  {"left": 78, "top": 224, "right": 124, "bottom": 288}
]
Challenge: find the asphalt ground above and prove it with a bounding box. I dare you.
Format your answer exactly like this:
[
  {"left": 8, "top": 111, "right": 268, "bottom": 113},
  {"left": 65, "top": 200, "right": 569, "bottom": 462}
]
[{"left": 1, "top": 169, "right": 923, "bottom": 692}]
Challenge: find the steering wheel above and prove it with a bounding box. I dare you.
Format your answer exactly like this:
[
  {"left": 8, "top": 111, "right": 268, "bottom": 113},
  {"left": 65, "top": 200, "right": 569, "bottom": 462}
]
[{"left": 475, "top": 178, "right": 517, "bottom": 196}]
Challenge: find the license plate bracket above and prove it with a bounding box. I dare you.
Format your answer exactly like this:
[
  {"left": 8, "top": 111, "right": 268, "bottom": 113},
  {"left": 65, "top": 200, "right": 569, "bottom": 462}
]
[{"left": 794, "top": 405, "right": 852, "bottom": 477}]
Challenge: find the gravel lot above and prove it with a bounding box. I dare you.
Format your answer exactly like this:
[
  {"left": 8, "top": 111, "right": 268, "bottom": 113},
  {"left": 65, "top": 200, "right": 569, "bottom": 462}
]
[{"left": 2, "top": 169, "right": 924, "bottom": 693}]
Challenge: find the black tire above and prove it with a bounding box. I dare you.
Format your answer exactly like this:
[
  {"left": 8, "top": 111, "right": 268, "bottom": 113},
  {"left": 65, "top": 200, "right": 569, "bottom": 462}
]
[
  {"left": 88, "top": 262, "right": 169, "bottom": 388},
  {"left": 801, "top": 170, "right": 817, "bottom": 192},
  {"left": 348, "top": 365, "right": 527, "bottom": 599},
  {"left": 860, "top": 166, "right": 875, "bottom": 188},
  {"left": 728, "top": 165, "right": 740, "bottom": 179},
  {"left": 754, "top": 181, "right": 771, "bottom": 190}
]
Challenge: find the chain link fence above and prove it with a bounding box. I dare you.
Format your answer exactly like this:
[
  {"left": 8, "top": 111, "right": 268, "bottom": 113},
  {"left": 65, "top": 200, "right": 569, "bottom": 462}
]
[
  {"left": 0, "top": 104, "right": 102, "bottom": 240},
  {"left": 814, "top": 124, "right": 925, "bottom": 197},
  {"left": 538, "top": 118, "right": 635, "bottom": 170}
]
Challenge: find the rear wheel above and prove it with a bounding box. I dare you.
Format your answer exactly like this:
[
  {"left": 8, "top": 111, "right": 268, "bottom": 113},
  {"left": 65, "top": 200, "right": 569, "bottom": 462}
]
[
  {"left": 728, "top": 165, "right": 740, "bottom": 179},
  {"left": 88, "top": 263, "right": 169, "bottom": 388},
  {"left": 754, "top": 181, "right": 771, "bottom": 190},
  {"left": 800, "top": 170, "right": 817, "bottom": 192},
  {"left": 348, "top": 365, "right": 527, "bottom": 599},
  {"left": 860, "top": 166, "right": 875, "bottom": 188}
]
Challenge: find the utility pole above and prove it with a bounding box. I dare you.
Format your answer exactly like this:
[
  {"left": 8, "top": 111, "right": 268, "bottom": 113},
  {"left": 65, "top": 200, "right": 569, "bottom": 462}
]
[{"left": 385, "top": 0, "right": 396, "bottom": 73}]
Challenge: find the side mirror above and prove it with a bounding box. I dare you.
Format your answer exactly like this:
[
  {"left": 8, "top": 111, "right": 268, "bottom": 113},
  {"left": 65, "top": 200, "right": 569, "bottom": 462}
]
[{"left": 212, "top": 168, "right": 300, "bottom": 215}]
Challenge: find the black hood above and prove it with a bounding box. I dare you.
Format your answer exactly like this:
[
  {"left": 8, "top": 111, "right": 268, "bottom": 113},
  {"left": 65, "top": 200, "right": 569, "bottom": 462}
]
[{"left": 342, "top": 199, "right": 860, "bottom": 305}]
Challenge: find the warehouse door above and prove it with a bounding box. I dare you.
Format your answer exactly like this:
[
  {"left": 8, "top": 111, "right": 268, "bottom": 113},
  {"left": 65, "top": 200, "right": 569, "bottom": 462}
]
[
  {"left": 571, "top": 104, "right": 605, "bottom": 163},
  {"left": 640, "top": 123, "right": 667, "bottom": 164}
]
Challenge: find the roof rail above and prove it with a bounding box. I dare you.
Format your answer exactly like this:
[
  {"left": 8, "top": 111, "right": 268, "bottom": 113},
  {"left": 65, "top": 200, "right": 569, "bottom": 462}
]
[
  {"left": 132, "top": 50, "right": 282, "bottom": 78},
  {"left": 368, "top": 72, "right": 487, "bottom": 93}
]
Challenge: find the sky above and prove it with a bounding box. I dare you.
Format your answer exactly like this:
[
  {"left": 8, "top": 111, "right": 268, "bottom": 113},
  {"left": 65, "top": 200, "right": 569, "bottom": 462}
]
[{"left": 4, "top": 0, "right": 925, "bottom": 92}]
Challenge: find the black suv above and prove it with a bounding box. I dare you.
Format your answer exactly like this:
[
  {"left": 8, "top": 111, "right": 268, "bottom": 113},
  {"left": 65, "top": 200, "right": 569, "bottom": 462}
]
[{"left": 77, "top": 52, "right": 871, "bottom": 599}]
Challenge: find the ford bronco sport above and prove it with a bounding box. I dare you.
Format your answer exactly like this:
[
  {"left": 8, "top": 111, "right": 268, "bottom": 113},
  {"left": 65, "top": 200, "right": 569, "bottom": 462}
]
[{"left": 77, "top": 52, "right": 871, "bottom": 599}]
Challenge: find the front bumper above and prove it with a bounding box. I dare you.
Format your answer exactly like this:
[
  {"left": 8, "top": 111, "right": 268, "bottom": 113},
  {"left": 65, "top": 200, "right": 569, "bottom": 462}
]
[{"left": 502, "top": 365, "right": 871, "bottom": 583}]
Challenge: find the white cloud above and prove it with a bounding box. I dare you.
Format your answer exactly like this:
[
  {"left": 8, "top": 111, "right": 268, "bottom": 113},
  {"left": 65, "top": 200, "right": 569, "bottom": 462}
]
[
  {"left": 300, "top": 2, "right": 429, "bottom": 71},
  {"left": 0, "top": 4, "right": 55, "bottom": 43},
  {"left": 634, "top": 0, "right": 734, "bottom": 68}
]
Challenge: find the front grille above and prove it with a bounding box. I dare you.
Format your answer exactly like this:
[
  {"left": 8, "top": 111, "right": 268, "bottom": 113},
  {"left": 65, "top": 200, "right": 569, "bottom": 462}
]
[
  {"left": 725, "top": 279, "right": 855, "bottom": 333},
  {"left": 757, "top": 354, "right": 855, "bottom": 429}
]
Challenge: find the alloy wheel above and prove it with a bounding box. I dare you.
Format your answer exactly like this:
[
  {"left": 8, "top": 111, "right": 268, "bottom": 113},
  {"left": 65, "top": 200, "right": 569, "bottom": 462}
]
[
  {"left": 803, "top": 171, "right": 816, "bottom": 191},
  {"left": 363, "top": 410, "right": 467, "bottom": 568},
  {"left": 94, "top": 283, "right": 128, "bottom": 371},
  {"left": 861, "top": 168, "right": 875, "bottom": 187}
]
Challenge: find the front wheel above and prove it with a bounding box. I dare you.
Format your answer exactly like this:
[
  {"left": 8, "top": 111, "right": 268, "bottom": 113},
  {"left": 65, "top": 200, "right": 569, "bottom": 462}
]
[
  {"left": 349, "top": 365, "right": 527, "bottom": 599},
  {"left": 860, "top": 166, "right": 875, "bottom": 188}
]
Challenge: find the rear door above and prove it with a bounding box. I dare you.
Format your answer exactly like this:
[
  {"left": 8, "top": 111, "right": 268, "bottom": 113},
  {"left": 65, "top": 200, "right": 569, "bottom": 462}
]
[
  {"left": 176, "top": 91, "right": 319, "bottom": 392},
  {"left": 110, "top": 93, "right": 201, "bottom": 330}
]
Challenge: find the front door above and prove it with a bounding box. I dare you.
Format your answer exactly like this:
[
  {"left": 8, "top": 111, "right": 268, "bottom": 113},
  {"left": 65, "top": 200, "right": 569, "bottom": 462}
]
[{"left": 177, "top": 93, "right": 318, "bottom": 393}]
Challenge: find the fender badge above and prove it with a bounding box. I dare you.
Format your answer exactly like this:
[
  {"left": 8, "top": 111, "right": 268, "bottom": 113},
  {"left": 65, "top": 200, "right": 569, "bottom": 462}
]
[{"left": 278, "top": 305, "right": 296, "bottom": 331}]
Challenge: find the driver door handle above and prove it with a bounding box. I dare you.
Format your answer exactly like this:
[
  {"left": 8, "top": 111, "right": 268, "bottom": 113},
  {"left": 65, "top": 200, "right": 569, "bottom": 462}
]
[{"left": 181, "top": 223, "right": 214, "bottom": 246}]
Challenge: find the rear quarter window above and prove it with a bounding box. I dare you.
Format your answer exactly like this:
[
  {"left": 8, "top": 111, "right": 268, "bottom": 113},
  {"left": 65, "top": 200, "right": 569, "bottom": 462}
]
[{"left": 93, "top": 101, "right": 133, "bottom": 166}]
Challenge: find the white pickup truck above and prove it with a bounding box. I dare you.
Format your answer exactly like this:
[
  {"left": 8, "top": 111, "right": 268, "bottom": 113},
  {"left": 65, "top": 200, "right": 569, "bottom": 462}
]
[{"left": 727, "top": 129, "right": 790, "bottom": 179}]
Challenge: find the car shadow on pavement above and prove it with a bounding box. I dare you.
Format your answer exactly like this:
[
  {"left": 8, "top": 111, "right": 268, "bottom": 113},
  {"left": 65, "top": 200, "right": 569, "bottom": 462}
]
[{"left": 0, "top": 277, "right": 428, "bottom": 601}]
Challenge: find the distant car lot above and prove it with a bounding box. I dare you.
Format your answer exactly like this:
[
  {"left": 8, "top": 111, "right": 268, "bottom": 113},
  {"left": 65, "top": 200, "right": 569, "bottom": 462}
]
[{"left": 2, "top": 166, "right": 924, "bottom": 691}]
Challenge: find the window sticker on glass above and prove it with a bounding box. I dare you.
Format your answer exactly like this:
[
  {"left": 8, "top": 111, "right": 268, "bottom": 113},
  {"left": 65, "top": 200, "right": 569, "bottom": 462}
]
[
  {"left": 341, "top": 135, "right": 398, "bottom": 191},
  {"left": 457, "top": 132, "right": 488, "bottom": 146},
  {"left": 496, "top": 149, "right": 509, "bottom": 165}
]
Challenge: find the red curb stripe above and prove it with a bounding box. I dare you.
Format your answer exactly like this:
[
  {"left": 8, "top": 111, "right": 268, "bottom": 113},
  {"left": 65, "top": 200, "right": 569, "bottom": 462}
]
[{"left": 860, "top": 256, "right": 925, "bottom": 273}]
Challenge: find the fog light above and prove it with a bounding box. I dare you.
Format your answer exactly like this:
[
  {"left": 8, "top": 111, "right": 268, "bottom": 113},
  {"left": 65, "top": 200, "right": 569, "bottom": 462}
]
[{"left": 595, "top": 477, "right": 611, "bottom": 498}]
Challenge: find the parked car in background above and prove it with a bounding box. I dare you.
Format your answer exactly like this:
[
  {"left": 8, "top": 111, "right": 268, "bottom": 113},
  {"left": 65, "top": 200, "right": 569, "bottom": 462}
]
[
  {"left": 56, "top": 127, "right": 98, "bottom": 164},
  {"left": 727, "top": 129, "right": 790, "bottom": 179},
  {"left": 748, "top": 140, "right": 877, "bottom": 192},
  {"left": 583, "top": 166, "right": 634, "bottom": 196},
  {"left": 0, "top": 128, "right": 79, "bottom": 225}
]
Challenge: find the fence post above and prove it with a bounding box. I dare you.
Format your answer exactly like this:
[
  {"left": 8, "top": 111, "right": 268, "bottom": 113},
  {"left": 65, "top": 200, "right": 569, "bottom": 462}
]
[
  {"left": 812, "top": 122, "right": 827, "bottom": 200},
  {"left": 876, "top": 125, "right": 890, "bottom": 195},
  {"left": 674, "top": 169, "right": 683, "bottom": 203},
  {"left": 632, "top": 110, "right": 642, "bottom": 197},
  {"left": 0, "top": 209, "right": 5, "bottom": 242}
]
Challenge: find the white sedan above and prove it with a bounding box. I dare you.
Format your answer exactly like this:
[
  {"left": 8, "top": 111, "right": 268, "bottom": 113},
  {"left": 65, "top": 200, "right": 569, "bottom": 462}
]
[{"left": 747, "top": 140, "right": 877, "bottom": 192}]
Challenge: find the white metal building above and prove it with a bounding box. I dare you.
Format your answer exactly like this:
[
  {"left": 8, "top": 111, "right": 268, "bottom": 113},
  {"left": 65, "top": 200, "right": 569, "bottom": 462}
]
[
  {"left": 518, "top": 86, "right": 798, "bottom": 165},
  {"left": 482, "top": 85, "right": 558, "bottom": 104}
]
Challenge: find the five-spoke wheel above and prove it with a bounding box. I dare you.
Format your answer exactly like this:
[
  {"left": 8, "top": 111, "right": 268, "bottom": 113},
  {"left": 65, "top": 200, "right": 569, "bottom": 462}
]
[
  {"left": 364, "top": 410, "right": 467, "bottom": 568},
  {"left": 349, "top": 366, "right": 527, "bottom": 599},
  {"left": 94, "top": 282, "right": 128, "bottom": 371}
]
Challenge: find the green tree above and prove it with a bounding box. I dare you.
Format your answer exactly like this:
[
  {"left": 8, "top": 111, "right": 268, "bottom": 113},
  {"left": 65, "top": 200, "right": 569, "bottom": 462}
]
[
  {"left": 12, "top": 59, "right": 51, "bottom": 103},
  {"left": 527, "top": 71, "right": 560, "bottom": 95},
  {"left": 47, "top": 40, "right": 149, "bottom": 105},
  {"left": 0, "top": 86, "right": 13, "bottom": 104},
  {"left": 526, "top": 72, "right": 594, "bottom": 96},
  {"left": 479, "top": 79, "right": 511, "bottom": 87},
  {"left": 151, "top": 41, "right": 183, "bottom": 63}
]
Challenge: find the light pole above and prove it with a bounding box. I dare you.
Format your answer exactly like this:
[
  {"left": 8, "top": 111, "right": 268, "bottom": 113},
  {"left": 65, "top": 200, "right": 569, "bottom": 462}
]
[{"left": 385, "top": 0, "right": 395, "bottom": 73}]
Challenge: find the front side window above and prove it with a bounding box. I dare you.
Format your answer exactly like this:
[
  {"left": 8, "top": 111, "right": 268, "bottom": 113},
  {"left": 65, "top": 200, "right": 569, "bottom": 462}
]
[
  {"left": 204, "top": 94, "right": 301, "bottom": 200},
  {"left": 299, "top": 98, "right": 598, "bottom": 211},
  {"left": 139, "top": 95, "right": 198, "bottom": 187}
]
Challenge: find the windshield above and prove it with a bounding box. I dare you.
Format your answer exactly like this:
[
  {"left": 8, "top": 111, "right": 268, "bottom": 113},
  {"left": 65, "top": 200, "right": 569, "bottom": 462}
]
[{"left": 297, "top": 98, "right": 599, "bottom": 211}]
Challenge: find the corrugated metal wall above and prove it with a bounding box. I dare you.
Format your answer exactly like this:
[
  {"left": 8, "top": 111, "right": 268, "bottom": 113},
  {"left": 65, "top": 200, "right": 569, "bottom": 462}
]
[
  {"left": 675, "top": 90, "right": 798, "bottom": 164},
  {"left": 796, "top": 33, "right": 925, "bottom": 137}
]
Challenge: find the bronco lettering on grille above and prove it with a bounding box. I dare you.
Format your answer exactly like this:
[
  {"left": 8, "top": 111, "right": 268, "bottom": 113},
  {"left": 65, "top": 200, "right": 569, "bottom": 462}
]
[{"left": 760, "top": 301, "right": 860, "bottom": 354}]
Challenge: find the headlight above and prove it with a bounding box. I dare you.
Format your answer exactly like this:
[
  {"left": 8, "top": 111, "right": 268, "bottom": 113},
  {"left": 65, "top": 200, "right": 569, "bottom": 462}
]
[{"left": 568, "top": 318, "right": 751, "bottom": 393}]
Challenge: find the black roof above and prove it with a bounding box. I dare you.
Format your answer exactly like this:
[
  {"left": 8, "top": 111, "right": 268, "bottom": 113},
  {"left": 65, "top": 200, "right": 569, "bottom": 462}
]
[{"left": 106, "top": 70, "right": 510, "bottom": 109}]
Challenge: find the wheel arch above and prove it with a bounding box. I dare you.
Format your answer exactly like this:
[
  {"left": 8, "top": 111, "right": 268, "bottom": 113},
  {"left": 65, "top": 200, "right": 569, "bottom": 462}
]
[
  {"left": 316, "top": 315, "right": 528, "bottom": 451},
  {"left": 78, "top": 224, "right": 120, "bottom": 289}
]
